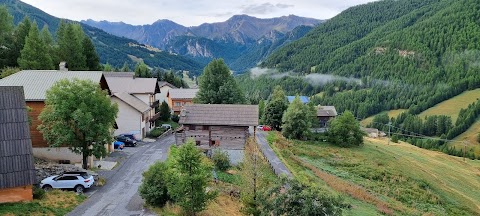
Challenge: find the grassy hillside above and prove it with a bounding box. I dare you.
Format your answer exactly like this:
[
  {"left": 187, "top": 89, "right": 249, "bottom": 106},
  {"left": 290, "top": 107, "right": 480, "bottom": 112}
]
[
  {"left": 361, "top": 109, "right": 406, "bottom": 127},
  {"left": 452, "top": 119, "right": 480, "bottom": 155},
  {"left": 267, "top": 132, "right": 480, "bottom": 215},
  {"left": 419, "top": 89, "right": 480, "bottom": 123}
]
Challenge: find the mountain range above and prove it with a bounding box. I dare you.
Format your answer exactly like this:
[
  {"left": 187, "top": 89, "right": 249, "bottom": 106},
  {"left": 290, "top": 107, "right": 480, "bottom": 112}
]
[
  {"left": 0, "top": 0, "right": 205, "bottom": 74},
  {"left": 82, "top": 15, "right": 322, "bottom": 72}
]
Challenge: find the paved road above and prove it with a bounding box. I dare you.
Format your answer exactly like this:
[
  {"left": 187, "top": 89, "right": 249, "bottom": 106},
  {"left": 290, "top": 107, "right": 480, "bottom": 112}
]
[
  {"left": 254, "top": 130, "right": 292, "bottom": 178},
  {"left": 69, "top": 135, "right": 174, "bottom": 216}
]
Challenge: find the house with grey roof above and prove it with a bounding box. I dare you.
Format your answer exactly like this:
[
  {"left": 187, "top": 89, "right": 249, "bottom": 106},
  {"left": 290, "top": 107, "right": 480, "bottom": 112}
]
[
  {"left": 176, "top": 104, "right": 258, "bottom": 164},
  {"left": 0, "top": 86, "right": 36, "bottom": 203},
  {"left": 317, "top": 106, "right": 338, "bottom": 127},
  {"left": 0, "top": 69, "right": 111, "bottom": 163},
  {"left": 104, "top": 75, "right": 160, "bottom": 139},
  {"left": 167, "top": 88, "right": 199, "bottom": 114},
  {"left": 156, "top": 81, "right": 176, "bottom": 103}
]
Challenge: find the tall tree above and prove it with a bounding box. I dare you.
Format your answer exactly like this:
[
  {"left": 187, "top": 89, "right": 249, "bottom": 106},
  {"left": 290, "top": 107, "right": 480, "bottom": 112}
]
[
  {"left": 57, "top": 22, "right": 87, "bottom": 70},
  {"left": 121, "top": 61, "right": 130, "bottom": 72},
  {"left": 159, "top": 101, "right": 171, "bottom": 122},
  {"left": 18, "top": 22, "right": 54, "bottom": 70},
  {"left": 102, "top": 63, "right": 114, "bottom": 72},
  {"left": 83, "top": 37, "right": 100, "bottom": 70},
  {"left": 134, "top": 62, "right": 151, "bottom": 77},
  {"left": 0, "top": 6, "right": 14, "bottom": 68},
  {"left": 195, "top": 59, "right": 245, "bottom": 104},
  {"left": 167, "top": 140, "right": 217, "bottom": 215},
  {"left": 282, "top": 96, "right": 314, "bottom": 139},
  {"left": 38, "top": 79, "right": 118, "bottom": 169},
  {"left": 328, "top": 111, "right": 365, "bottom": 147},
  {"left": 263, "top": 86, "right": 288, "bottom": 131}
]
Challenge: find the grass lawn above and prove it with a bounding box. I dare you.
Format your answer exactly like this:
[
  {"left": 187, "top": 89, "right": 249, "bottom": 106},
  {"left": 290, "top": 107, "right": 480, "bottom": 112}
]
[
  {"left": 0, "top": 190, "right": 86, "bottom": 216},
  {"left": 418, "top": 88, "right": 480, "bottom": 123},
  {"left": 452, "top": 118, "right": 480, "bottom": 157},
  {"left": 267, "top": 132, "right": 480, "bottom": 215},
  {"left": 360, "top": 109, "right": 406, "bottom": 127}
]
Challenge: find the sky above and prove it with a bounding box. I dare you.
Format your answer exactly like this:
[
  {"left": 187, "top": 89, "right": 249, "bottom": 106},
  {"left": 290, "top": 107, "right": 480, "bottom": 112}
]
[{"left": 20, "top": 0, "right": 378, "bottom": 26}]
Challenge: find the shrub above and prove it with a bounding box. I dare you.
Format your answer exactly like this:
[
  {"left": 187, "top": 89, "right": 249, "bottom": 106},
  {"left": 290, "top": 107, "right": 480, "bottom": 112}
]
[
  {"left": 212, "top": 150, "right": 230, "bottom": 171},
  {"left": 139, "top": 161, "right": 171, "bottom": 207},
  {"left": 171, "top": 114, "right": 180, "bottom": 123},
  {"left": 391, "top": 135, "right": 399, "bottom": 143},
  {"left": 147, "top": 128, "right": 166, "bottom": 138},
  {"left": 33, "top": 185, "right": 45, "bottom": 199}
]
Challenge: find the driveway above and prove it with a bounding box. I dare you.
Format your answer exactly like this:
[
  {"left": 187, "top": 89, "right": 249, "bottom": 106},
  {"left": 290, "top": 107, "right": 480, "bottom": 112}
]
[
  {"left": 253, "top": 130, "right": 293, "bottom": 178},
  {"left": 68, "top": 134, "right": 174, "bottom": 216}
]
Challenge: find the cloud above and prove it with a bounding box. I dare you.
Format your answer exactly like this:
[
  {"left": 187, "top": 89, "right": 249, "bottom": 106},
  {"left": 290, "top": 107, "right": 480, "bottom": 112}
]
[{"left": 241, "top": 2, "right": 294, "bottom": 15}]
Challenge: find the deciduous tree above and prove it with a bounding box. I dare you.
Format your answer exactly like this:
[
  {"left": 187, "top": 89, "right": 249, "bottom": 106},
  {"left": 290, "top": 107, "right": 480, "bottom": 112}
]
[
  {"left": 38, "top": 79, "right": 118, "bottom": 169},
  {"left": 282, "top": 96, "right": 314, "bottom": 139},
  {"left": 135, "top": 62, "right": 151, "bottom": 77},
  {"left": 139, "top": 161, "right": 171, "bottom": 207},
  {"left": 328, "top": 110, "right": 365, "bottom": 147},
  {"left": 195, "top": 59, "right": 245, "bottom": 104},
  {"left": 263, "top": 86, "right": 288, "bottom": 131}
]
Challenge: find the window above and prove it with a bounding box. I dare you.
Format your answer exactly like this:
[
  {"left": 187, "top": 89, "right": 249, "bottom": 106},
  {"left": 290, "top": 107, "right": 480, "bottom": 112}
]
[
  {"left": 203, "top": 126, "right": 209, "bottom": 130},
  {"left": 175, "top": 102, "right": 181, "bottom": 107},
  {"left": 57, "top": 176, "right": 78, "bottom": 181}
]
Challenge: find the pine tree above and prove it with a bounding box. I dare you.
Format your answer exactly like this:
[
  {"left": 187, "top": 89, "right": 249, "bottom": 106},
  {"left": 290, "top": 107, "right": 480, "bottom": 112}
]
[
  {"left": 282, "top": 96, "right": 314, "bottom": 139},
  {"left": 134, "top": 62, "right": 151, "bottom": 77},
  {"left": 195, "top": 59, "right": 246, "bottom": 104},
  {"left": 57, "top": 22, "right": 87, "bottom": 70},
  {"left": 159, "top": 101, "right": 171, "bottom": 121},
  {"left": 18, "top": 22, "right": 54, "bottom": 70},
  {"left": 0, "top": 6, "right": 14, "bottom": 68},
  {"left": 40, "top": 25, "right": 55, "bottom": 69},
  {"left": 83, "top": 37, "right": 100, "bottom": 70},
  {"left": 121, "top": 61, "right": 130, "bottom": 72},
  {"left": 102, "top": 63, "right": 114, "bottom": 72},
  {"left": 263, "top": 86, "right": 288, "bottom": 131}
]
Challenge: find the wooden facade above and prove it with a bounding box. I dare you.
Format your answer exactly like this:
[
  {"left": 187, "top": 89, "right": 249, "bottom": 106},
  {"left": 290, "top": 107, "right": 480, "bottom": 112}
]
[
  {"left": 176, "top": 125, "right": 249, "bottom": 150},
  {"left": 26, "top": 101, "right": 48, "bottom": 148},
  {"left": 169, "top": 98, "right": 194, "bottom": 114}
]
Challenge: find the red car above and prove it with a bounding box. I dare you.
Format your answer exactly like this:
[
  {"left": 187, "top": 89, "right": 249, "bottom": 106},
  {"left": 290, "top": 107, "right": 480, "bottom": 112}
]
[{"left": 257, "top": 125, "right": 272, "bottom": 131}]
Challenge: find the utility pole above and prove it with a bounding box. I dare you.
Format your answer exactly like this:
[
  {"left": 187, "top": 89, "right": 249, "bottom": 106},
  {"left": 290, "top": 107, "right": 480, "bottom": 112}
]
[
  {"left": 463, "top": 141, "right": 467, "bottom": 162},
  {"left": 388, "top": 121, "right": 392, "bottom": 145}
]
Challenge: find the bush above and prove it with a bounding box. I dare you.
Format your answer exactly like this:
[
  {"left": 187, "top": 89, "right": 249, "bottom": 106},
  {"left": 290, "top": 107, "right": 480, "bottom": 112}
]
[
  {"left": 139, "top": 161, "right": 171, "bottom": 207},
  {"left": 171, "top": 114, "right": 180, "bottom": 123},
  {"left": 212, "top": 150, "right": 230, "bottom": 171},
  {"left": 147, "top": 128, "right": 166, "bottom": 138},
  {"left": 33, "top": 185, "right": 45, "bottom": 200},
  {"left": 391, "top": 135, "right": 399, "bottom": 143}
]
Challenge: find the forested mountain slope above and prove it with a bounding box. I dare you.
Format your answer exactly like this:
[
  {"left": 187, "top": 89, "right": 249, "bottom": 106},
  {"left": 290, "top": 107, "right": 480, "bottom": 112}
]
[{"left": 0, "top": 0, "right": 204, "bottom": 73}]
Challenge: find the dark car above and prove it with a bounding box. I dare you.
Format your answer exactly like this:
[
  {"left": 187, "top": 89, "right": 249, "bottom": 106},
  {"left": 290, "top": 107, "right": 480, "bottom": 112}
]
[
  {"left": 116, "top": 136, "right": 137, "bottom": 147},
  {"left": 119, "top": 133, "right": 139, "bottom": 141}
]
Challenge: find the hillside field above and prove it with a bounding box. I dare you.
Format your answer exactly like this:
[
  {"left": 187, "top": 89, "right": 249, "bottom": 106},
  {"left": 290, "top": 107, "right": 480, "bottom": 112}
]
[
  {"left": 418, "top": 89, "right": 480, "bottom": 123},
  {"left": 360, "top": 109, "right": 406, "bottom": 127},
  {"left": 267, "top": 132, "right": 480, "bottom": 215}
]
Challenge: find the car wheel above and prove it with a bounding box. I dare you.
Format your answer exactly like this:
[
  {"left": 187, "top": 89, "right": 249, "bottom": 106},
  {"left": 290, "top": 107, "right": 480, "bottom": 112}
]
[
  {"left": 42, "top": 185, "right": 52, "bottom": 191},
  {"left": 74, "top": 185, "right": 85, "bottom": 194}
]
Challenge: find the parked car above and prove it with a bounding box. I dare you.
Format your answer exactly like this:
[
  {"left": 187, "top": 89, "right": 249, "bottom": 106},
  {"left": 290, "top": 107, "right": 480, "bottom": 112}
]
[
  {"left": 116, "top": 135, "right": 137, "bottom": 147},
  {"left": 119, "top": 133, "right": 139, "bottom": 141},
  {"left": 40, "top": 172, "right": 94, "bottom": 193},
  {"left": 113, "top": 141, "right": 124, "bottom": 150},
  {"left": 257, "top": 125, "right": 272, "bottom": 131},
  {"left": 160, "top": 124, "right": 172, "bottom": 130}
]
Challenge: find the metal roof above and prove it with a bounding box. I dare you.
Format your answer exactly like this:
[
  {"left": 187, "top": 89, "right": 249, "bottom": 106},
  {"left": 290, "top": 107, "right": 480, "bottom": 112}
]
[
  {"left": 179, "top": 104, "right": 259, "bottom": 126},
  {"left": 0, "top": 86, "right": 36, "bottom": 189},
  {"left": 103, "top": 72, "right": 135, "bottom": 77},
  {"left": 317, "top": 106, "right": 338, "bottom": 117},
  {"left": 106, "top": 77, "right": 159, "bottom": 94},
  {"left": 158, "top": 81, "right": 177, "bottom": 89},
  {"left": 113, "top": 93, "right": 151, "bottom": 113},
  {"left": 287, "top": 96, "right": 310, "bottom": 104},
  {"left": 0, "top": 70, "right": 104, "bottom": 101},
  {"left": 167, "top": 88, "right": 199, "bottom": 99}
]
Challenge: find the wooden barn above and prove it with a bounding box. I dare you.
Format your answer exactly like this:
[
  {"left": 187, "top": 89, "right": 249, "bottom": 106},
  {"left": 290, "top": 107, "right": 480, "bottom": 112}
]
[
  {"left": 0, "top": 86, "right": 36, "bottom": 203},
  {"left": 317, "top": 106, "right": 338, "bottom": 127},
  {"left": 176, "top": 104, "right": 258, "bottom": 163}
]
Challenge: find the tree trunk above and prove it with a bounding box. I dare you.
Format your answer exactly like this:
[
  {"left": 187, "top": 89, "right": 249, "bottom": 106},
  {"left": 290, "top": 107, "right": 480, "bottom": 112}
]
[{"left": 82, "top": 142, "right": 88, "bottom": 169}]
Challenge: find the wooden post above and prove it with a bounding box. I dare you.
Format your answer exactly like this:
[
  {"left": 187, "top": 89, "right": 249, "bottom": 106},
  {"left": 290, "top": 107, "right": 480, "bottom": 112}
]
[{"left": 208, "top": 126, "right": 212, "bottom": 147}]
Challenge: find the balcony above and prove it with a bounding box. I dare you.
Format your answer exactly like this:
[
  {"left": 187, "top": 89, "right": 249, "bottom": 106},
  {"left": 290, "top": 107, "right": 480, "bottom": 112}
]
[
  {"left": 149, "top": 112, "right": 160, "bottom": 122},
  {"left": 150, "top": 100, "right": 160, "bottom": 109}
]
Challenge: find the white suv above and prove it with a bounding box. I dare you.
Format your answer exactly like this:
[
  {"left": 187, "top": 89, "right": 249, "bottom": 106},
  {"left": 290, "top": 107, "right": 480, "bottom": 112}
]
[{"left": 40, "top": 172, "right": 95, "bottom": 193}]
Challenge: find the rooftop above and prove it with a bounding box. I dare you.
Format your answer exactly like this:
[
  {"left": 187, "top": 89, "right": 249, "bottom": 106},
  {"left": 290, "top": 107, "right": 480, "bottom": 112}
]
[
  {"left": 0, "top": 70, "right": 105, "bottom": 101},
  {"left": 287, "top": 96, "right": 310, "bottom": 104},
  {"left": 167, "top": 88, "right": 199, "bottom": 99},
  {"left": 113, "top": 93, "right": 151, "bottom": 113},
  {"left": 317, "top": 106, "right": 338, "bottom": 117},
  {"left": 158, "top": 81, "right": 177, "bottom": 89},
  {"left": 0, "top": 86, "right": 36, "bottom": 189},
  {"left": 106, "top": 76, "right": 159, "bottom": 94},
  {"left": 179, "top": 104, "right": 259, "bottom": 126}
]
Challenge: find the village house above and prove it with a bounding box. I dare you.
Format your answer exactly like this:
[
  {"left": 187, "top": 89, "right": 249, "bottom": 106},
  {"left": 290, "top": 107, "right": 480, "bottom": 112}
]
[
  {"left": 156, "top": 81, "right": 177, "bottom": 103},
  {"left": 0, "top": 87, "right": 36, "bottom": 203},
  {"left": 287, "top": 96, "right": 310, "bottom": 104},
  {"left": 104, "top": 73, "right": 160, "bottom": 138},
  {"left": 167, "top": 88, "right": 199, "bottom": 115},
  {"left": 175, "top": 104, "right": 258, "bottom": 164},
  {"left": 317, "top": 106, "right": 338, "bottom": 127},
  {"left": 0, "top": 68, "right": 111, "bottom": 163}
]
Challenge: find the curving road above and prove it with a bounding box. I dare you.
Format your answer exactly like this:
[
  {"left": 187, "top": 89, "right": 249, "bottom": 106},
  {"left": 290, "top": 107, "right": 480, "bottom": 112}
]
[{"left": 68, "top": 135, "right": 174, "bottom": 216}]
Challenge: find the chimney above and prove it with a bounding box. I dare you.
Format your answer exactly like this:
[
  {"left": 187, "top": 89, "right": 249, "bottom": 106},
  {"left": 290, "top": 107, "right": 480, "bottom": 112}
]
[{"left": 59, "top": 62, "right": 68, "bottom": 71}]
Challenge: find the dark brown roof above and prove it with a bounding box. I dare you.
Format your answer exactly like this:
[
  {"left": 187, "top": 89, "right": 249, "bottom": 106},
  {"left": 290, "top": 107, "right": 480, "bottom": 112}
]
[
  {"left": 0, "top": 86, "right": 36, "bottom": 189},
  {"left": 317, "top": 106, "right": 338, "bottom": 117},
  {"left": 179, "top": 104, "right": 259, "bottom": 126}
]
